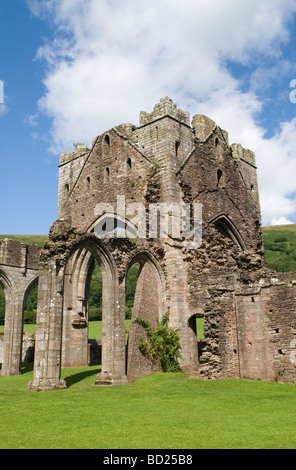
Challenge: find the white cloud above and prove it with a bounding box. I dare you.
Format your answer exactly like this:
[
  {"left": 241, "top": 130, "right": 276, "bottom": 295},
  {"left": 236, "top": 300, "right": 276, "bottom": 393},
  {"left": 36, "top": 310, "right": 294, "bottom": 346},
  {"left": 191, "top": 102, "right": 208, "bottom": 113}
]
[
  {"left": 0, "top": 104, "right": 8, "bottom": 117},
  {"left": 28, "top": 0, "right": 296, "bottom": 225},
  {"left": 270, "top": 216, "right": 294, "bottom": 225}
]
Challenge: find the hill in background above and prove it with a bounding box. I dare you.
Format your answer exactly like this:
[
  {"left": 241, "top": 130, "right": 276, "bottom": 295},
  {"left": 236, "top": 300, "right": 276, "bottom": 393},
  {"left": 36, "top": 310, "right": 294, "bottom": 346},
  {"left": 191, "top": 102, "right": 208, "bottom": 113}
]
[
  {"left": 1, "top": 225, "right": 296, "bottom": 273},
  {"left": 262, "top": 224, "right": 296, "bottom": 272},
  {"left": 0, "top": 234, "right": 47, "bottom": 249}
]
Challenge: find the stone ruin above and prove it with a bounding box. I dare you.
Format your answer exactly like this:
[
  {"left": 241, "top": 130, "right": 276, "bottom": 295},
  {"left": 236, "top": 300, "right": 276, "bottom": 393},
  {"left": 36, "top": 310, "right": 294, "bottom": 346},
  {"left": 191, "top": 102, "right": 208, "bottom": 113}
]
[{"left": 0, "top": 97, "right": 295, "bottom": 391}]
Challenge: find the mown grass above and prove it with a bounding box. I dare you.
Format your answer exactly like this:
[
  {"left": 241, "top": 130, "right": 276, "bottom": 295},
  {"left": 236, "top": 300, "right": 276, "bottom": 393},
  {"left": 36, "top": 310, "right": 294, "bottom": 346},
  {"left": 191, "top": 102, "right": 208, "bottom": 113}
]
[
  {"left": 0, "top": 366, "right": 295, "bottom": 449},
  {"left": 0, "top": 230, "right": 295, "bottom": 449}
]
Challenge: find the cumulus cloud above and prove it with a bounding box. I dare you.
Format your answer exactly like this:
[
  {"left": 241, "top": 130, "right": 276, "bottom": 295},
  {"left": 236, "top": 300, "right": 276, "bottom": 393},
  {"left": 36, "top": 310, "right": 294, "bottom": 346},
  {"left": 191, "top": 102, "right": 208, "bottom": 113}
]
[{"left": 28, "top": 0, "right": 296, "bottom": 225}]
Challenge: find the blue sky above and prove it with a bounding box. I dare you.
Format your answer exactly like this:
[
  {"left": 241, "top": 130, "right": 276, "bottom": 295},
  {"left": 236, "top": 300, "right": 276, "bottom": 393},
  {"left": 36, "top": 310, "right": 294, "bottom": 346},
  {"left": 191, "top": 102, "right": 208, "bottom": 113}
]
[{"left": 1, "top": 0, "right": 296, "bottom": 234}]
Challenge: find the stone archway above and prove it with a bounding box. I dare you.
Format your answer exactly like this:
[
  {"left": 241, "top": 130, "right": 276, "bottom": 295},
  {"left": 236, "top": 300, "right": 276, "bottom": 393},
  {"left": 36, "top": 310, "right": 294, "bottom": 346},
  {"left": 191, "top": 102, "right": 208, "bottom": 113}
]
[
  {"left": 28, "top": 237, "right": 127, "bottom": 391},
  {"left": 125, "top": 251, "right": 166, "bottom": 381},
  {"left": 61, "top": 240, "right": 122, "bottom": 377},
  {"left": 0, "top": 269, "right": 15, "bottom": 375}
]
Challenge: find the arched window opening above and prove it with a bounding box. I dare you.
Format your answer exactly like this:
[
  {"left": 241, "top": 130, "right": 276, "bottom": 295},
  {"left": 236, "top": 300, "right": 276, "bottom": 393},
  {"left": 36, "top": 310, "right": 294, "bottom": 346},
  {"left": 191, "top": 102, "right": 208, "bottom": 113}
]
[
  {"left": 175, "top": 140, "right": 180, "bottom": 157},
  {"left": 126, "top": 158, "right": 132, "bottom": 172},
  {"left": 103, "top": 134, "right": 111, "bottom": 159},
  {"left": 215, "top": 136, "right": 223, "bottom": 163},
  {"left": 212, "top": 215, "right": 246, "bottom": 251},
  {"left": 104, "top": 134, "right": 110, "bottom": 146},
  {"left": 104, "top": 167, "right": 110, "bottom": 183},
  {"left": 64, "top": 183, "right": 70, "bottom": 197},
  {"left": 93, "top": 215, "right": 137, "bottom": 239},
  {"left": 217, "top": 169, "right": 224, "bottom": 188},
  {"left": 86, "top": 176, "right": 91, "bottom": 190}
]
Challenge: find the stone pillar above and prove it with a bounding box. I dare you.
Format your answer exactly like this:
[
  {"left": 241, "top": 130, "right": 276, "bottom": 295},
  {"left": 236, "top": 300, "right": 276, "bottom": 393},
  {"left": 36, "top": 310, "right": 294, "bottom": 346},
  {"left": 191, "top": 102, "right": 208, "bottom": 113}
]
[
  {"left": 1, "top": 296, "right": 23, "bottom": 376},
  {"left": 164, "top": 244, "right": 197, "bottom": 374},
  {"left": 27, "top": 262, "right": 67, "bottom": 391},
  {"left": 95, "top": 274, "right": 127, "bottom": 385}
]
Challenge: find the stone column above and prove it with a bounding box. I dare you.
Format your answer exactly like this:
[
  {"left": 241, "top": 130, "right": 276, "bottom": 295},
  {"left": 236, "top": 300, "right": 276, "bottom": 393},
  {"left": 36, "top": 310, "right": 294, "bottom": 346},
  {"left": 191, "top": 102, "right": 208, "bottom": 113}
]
[
  {"left": 1, "top": 295, "right": 23, "bottom": 376},
  {"left": 164, "top": 243, "right": 198, "bottom": 374},
  {"left": 27, "top": 261, "right": 67, "bottom": 391},
  {"left": 95, "top": 275, "right": 127, "bottom": 385}
]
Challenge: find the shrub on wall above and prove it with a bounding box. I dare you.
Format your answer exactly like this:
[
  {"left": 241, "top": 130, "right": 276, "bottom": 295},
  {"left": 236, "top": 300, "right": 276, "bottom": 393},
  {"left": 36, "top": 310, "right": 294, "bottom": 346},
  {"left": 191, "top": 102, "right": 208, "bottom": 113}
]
[{"left": 135, "top": 311, "right": 182, "bottom": 372}]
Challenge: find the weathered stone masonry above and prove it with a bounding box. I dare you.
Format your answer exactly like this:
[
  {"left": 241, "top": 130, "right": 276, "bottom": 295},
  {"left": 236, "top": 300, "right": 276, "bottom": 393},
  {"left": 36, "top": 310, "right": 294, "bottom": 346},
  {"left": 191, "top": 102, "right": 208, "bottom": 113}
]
[
  {"left": 1, "top": 97, "right": 295, "bottom": 390},
  {"left": 0, "top": 239, "right": 39, "bottom": 375}
]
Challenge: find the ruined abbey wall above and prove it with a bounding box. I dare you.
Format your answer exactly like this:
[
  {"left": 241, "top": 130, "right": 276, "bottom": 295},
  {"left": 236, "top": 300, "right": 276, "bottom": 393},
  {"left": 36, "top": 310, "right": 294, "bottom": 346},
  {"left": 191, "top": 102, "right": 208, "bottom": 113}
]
[
  {"left": 1, "top": 98, "right": 295, "bottom": 390},
  {"left": 0, "top": 239, "right": 39, "bottom": 375}
]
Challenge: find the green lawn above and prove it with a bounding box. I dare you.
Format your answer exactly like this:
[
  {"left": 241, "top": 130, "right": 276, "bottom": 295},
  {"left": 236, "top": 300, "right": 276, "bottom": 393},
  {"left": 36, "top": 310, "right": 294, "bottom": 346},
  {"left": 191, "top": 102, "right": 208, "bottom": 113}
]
[{"left": 0, "top": 367, "right": 295, "bottom": 449}]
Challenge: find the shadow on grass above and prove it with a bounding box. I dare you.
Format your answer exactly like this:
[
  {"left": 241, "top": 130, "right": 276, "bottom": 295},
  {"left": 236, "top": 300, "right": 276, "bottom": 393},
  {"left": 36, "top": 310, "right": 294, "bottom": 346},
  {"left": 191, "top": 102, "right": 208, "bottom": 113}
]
[
  {"left": 63, "top": 368, "right": 101, "bottom": 388},
  {"left": 19, "top": 362, "right": 101, "bottom": 388},
  {"left": 20, "top": 363, "right": 34, "bottom": 374}
]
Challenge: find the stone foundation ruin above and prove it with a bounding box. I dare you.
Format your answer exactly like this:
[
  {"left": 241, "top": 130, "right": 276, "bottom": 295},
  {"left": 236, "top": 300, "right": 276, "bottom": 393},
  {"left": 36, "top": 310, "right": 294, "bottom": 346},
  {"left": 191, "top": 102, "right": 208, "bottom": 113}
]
[{"left": 0, "top": 97, "right": 295, "bottom": 391}]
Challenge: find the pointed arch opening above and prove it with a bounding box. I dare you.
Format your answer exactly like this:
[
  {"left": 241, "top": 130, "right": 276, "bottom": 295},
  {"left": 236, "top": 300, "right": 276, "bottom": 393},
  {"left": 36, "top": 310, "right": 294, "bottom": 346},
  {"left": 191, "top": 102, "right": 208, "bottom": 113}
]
[
  {"left": 211, "top": 214, "right": 246, "bottom": 251},
  {"left": 91, "top": 212, "right": 138, "bottom": 240},
  {"left": 125, "top": 252, "right": 165, "bottom": 380},
  {"left": 61, "top": 239, "right": 124, "bottom": 385}
]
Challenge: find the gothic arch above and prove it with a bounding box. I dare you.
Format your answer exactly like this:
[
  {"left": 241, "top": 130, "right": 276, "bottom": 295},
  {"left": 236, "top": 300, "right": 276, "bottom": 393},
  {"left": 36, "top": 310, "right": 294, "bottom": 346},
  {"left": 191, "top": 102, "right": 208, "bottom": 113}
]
[
  {"left": 211, "top": 214, "right": 246, "bottom": 251},
  {"left": 61, "top": 238, "right": 125, "bottom": 384},
  {"left": 0, "top": 268, "right": 15, "bottom": 327},
  {"left": 0, "top": 267, "right": 14, "bottom": 293},
  {"left": 88, "top": 211, "right": 139, "bottom": 239},
  {"left": 22, "top": 275, "right": 39, "bottom": 312},
  {"left": 125, "top": 250, "right": 166, "bottom": 380}
]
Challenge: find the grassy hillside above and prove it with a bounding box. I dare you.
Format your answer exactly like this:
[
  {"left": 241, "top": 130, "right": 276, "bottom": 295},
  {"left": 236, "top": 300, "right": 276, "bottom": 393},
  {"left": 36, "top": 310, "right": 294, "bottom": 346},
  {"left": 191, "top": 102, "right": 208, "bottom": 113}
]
[
  {"left": 262, "top": 224, "right": 296, "bottom": 272},
  {"left": 0, "top": 234, "right": 47, "bottom": 249}
]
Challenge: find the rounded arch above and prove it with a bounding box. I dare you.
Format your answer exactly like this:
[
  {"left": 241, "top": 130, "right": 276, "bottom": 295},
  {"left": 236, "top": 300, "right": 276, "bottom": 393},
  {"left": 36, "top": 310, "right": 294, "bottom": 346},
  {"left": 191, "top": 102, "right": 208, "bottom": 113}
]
[{"left": 211, "top": 214, "right": 246, "bottom": 251}]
